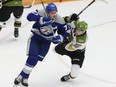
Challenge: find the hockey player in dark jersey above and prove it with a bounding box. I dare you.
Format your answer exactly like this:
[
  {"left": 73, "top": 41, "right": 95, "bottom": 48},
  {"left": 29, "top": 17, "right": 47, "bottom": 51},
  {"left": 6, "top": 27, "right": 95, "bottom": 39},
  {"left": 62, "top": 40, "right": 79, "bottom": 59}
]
[
  {"left": 55, "top": 14, "right": 88, "bottom": 81},
  {"left": 14, "top": 3, "right": 70, "bottom": 87},
  {"left": 0, "top": 0, "right": 24, "bottom": 38}
]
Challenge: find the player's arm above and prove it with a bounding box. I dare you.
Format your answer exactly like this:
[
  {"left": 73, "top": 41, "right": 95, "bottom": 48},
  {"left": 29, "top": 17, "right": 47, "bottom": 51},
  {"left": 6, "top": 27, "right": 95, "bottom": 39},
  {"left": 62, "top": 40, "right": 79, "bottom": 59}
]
[
  {"left": 27, "top": 10, "right": 41, "bottom": 21},
  {"left": 52, "top": 23, "right": 71, "bottom": 44},
  {"left": 60, "top": 24, "right": 71, "bottom": 39},
  {"left": 27, "top": 10, "right": 52, "bottom": 26}
]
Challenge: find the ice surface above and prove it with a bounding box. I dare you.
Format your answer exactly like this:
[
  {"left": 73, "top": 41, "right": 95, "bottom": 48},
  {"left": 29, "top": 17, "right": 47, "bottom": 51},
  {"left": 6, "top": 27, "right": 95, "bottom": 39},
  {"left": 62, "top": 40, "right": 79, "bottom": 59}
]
[{"left": 0, "top": 0, "right": 116, "bottom": 87}]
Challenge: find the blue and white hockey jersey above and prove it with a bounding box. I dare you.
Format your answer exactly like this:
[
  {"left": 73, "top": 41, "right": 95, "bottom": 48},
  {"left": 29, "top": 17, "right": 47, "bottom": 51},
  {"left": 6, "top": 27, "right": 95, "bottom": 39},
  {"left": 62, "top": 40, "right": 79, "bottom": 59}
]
[{"left": 27, "top": 9, "right": 70, "bottom": 41}]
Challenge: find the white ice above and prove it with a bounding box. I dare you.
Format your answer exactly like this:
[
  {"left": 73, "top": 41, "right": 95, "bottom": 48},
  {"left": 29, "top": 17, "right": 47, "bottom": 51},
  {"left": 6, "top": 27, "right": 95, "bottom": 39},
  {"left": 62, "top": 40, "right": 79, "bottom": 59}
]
[{"left": 0, "top": 0, "right": 116, "bottom": 87}]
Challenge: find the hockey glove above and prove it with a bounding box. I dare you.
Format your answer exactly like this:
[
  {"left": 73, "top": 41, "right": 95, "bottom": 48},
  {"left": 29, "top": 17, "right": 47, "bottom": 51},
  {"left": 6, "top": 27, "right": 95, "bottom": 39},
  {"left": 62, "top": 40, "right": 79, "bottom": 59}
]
[
  {"left": 52, "top": 35, "right": 63, "bottom": 44},
  {"left": 70, "top": 13, "right": 79, "bottom": 21},
  {"left": 0, "top": 1, "right": 2, "bottom": 9},
  {"left": 64, "top": 16, "right": 70, "bottom": 23},
  {"left": 39, "top": 17, "right": 52, "bottom": 26}
]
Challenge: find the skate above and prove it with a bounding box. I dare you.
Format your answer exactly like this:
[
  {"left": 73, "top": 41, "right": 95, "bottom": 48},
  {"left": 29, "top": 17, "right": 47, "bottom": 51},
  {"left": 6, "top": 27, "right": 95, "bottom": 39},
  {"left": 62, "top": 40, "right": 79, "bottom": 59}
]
[
  {"left": 14, "top": 75, "right": 28, "bottom": 87},
  {"left": 21, "top": 78, "right": 28, "bottom": 87},
  {"left": 14, "top": 28, "right": 19, "bottom": 38},
  {"left": 61, "top": 74, "right": 71, "bottom": 82},
  {"left": 14, "top": 75, "right": 22, "bottom": 85}
]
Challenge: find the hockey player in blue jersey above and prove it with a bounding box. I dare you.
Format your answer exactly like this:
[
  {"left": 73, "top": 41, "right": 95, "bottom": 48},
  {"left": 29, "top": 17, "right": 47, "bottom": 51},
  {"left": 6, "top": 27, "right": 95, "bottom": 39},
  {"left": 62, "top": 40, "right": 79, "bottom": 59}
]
[{"left": 14, "top": 3, "right": 70, "bottom": 87}]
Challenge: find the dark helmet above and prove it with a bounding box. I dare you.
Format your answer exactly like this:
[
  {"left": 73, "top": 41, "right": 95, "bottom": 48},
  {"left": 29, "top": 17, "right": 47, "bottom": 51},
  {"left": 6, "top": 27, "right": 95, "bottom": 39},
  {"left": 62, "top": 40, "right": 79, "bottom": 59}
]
[{"left": 46, "top": 3, "right": 57, "bottom": 13}]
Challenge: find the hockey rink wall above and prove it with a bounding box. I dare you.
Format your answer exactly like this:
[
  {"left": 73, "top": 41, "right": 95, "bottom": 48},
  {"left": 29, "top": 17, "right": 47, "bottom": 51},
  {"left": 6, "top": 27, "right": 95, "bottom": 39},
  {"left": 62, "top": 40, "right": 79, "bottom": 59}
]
[{"left": 23, "top": 0, "right": 78, "bottom": 5}]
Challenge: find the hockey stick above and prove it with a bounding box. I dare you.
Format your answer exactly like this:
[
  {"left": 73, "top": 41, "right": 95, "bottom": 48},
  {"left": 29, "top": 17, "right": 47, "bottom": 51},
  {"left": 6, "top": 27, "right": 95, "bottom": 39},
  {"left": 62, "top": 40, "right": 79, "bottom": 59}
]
[
  {"left": 40, "top": 0, "right": 48, "bottom": 16},
  {"left": 24, "top": 0, "right": 36, "bottom": 8},
  {"left": 77, "top": 0, "right": 96, "bottom": 17}
]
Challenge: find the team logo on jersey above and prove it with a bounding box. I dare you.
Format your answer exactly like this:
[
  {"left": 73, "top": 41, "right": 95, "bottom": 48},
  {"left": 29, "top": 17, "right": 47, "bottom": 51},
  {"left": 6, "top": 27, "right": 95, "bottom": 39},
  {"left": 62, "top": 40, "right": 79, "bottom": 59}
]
[
  {"left": 40, "top": 27, "right": 51, "bottom": 35},
  {"left": 40, "top": 25, "right": 57, "bottom": 36}
]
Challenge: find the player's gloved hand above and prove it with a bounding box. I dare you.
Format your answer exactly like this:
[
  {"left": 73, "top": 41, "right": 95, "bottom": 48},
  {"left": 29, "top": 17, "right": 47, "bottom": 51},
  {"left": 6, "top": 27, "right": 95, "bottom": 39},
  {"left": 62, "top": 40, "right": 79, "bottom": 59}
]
[
  {"left": 70, "top": 13, "right": 79, "bottom": 21},
  {"left": 0, "top": 1, "right": 2, "bottom": 9},
  {"left": 64, "top": 16, "right": 70, "bottom": 23},
  {"left": 52, "top": 35, "right": 63, "bottom": 44},
  {"left": 39, "top": 17, "right": 52, "bottom": 26}
]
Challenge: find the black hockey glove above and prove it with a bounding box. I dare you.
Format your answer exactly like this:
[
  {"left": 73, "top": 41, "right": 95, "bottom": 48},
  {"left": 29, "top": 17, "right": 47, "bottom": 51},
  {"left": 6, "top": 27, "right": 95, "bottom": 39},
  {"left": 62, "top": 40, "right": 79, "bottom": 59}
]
[
  {"left": 70, "top": 13, "right": 79, "bottom": 21},
  {"left": 64, "top": 16, "right": 70, "bottom": 23}
]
